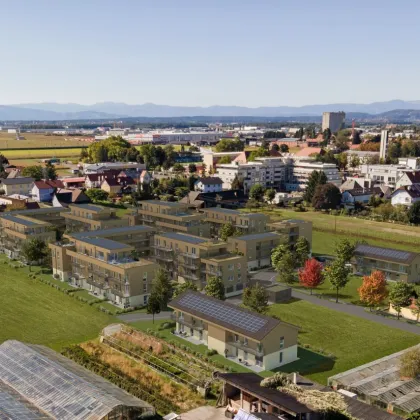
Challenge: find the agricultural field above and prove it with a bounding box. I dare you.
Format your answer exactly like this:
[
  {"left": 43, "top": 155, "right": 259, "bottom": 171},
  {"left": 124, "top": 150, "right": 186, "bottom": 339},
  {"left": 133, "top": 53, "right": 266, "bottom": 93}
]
[
  {"left": 0, "top": 255, "right": 114, "bottom": 351},
  {"left": 2, "top": 148, "right": 82, "bottom": 159},
  {"left": 0, "top": 132, "right": 92, "bottom": 149}
]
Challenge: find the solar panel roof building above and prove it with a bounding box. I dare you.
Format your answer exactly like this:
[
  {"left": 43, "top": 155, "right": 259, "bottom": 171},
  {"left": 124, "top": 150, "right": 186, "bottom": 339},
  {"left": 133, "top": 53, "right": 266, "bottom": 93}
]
[
  {"left": 0, "top": 340, "right": 155, "bottom": 420},
  {"left": 352, "top": 244, "right": 420, "bottom": 283},
  {"left": 169, "top": 291, "right": 299, "bottom": 371}
]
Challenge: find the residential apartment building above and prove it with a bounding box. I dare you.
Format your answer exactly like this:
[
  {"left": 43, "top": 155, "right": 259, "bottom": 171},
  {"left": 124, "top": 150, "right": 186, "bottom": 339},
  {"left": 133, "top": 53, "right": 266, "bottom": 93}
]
[
  {"left": 358, "top": 163, "right": 420, "bottom": 189},
  {"left": 202, "top": 207, "right": 269, "bottom": 237},
  {"left": 0, "top": 177, "right": 34, "bottom": 196},
  {"left": 4, "top": 207, "right": 69, "bottom": 228},
  {"left": 153, "top": 232, "right": 247, "bottom": 297},
  {"left": 129, "top": 200, "right": 211, "bottom": 237},
  {"left": 50, "top": 232, "right": 159, "bottom": 308},
  {"left": 0, "top": 213, "right": 56, "bottom": 259},
  {"left": 322, "top": 111, "right": 345, "bottom": 132},
  {"left": 64, "top": 203, "right": 129, "bottom": 232},
  {"left": 267, "top": 219, "right": 313, "bottom": 250},
  {"left": 351, "top": 244, "right": 420, "bottom": 283},
  {"left": 169, "top": 291, "right": 299, "bottom": 370},
  {"left": 227, "top": 232, "right": 285, "bottom": 270}
]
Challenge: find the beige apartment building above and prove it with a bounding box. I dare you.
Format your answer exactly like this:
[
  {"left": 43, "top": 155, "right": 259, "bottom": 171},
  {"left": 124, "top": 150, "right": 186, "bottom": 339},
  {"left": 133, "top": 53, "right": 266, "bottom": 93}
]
[
  {"left": 153, "top": 232, "right": 247, "bottom": 297},
  {"left": 352, "top": 244, "right": 420, "bottom": 283},
  {"left": 227, "top": 232, "right": 286, "bottom": 270},
  {"left": 64, "top": 203, "right": 129, "bottom": 232},
  {"left": 129, "top": 200, "right": 210, "bottom": 237},
  {"left": 169, "top": 291, "right": 299, "bottom": 371},
  {"left": 0, "top": 213, "right": 56, "bottom": 259},
  {"left": 268, "top": 219, "right": 313, "bottom": 250},
  {"left": 12, "top": 207, "right": 70, "bottom": 228},
  {"left": 202, "top": 207, "right": 269, "bottom": 237},
  {"left": 50, "top": 232, "right": 159, "bottom": 308}
]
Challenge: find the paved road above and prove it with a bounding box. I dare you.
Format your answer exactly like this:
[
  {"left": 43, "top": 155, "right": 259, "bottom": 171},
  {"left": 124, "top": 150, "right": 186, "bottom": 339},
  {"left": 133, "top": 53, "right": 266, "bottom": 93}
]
[
  {"left": 118, "top": 311, "right": 172, "bottom": 323},
  {"left": 253, "top": 271, "right": 420, "bottom": 335}
]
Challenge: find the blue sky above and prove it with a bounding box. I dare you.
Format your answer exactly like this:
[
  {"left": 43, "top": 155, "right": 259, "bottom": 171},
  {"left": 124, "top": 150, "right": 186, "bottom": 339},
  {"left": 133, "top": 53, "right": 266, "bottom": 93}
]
[{"left": 1, "top": 0, "right": 419, "bottom": 106}]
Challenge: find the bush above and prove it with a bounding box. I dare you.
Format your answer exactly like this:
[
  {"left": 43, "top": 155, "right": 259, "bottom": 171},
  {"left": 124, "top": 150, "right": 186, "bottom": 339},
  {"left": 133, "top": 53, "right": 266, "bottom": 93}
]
[
  {"left": 260, "top": 372, "right": 291, "bottom": 389},
  {"left": 206, "top": 349, "right": 217, "bottom": 356},
  {"left": 400, "top": 349, "right": 420, "bottom": 378}
]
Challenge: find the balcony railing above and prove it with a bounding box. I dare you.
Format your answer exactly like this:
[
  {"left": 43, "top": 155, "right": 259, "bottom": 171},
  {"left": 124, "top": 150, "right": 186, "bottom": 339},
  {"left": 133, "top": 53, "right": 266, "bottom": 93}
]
[
  {"left": 154, "top": 254, "right": 174, "bottom": 262},
  {"left": 227, "top": 340, "right": 264, "bottom": 357},
  {"left": 170, "top": 314, "right": 204, "bottom": 330},
  {"left": 179, "top": 252, "right": 200, "bottom": 259},
  {"left": 178, "top": 260, "right": 199, "bottom": 270},
  {"left": 182, "top": 273, "right": 199, "bottom": 281}
]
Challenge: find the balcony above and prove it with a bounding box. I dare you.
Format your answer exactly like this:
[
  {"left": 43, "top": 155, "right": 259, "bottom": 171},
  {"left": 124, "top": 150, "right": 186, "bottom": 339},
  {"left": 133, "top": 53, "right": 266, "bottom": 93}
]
[
  {"left": 178, "top": 259, "right": 199, "bottom": 270},
  {"left": 228, "top": 340, "right": 264, "bottom": 357},
  {"left": 154, "top": 254, "right": 174, "bottom": 262},
  {"left": 86, "top": 276, "right": 107, "bottom": 289},
  {"left": 179, "top": 252, "right": 200, "bottom": 259},
  {"left": 152, "top": 244, "right": 174, "bottom": 252},
  {"left": 170, "top": 314, "right": 204, "bottom": 330},
  {"left": 182, "top": 273, "right": 199, "bottom": 281}
]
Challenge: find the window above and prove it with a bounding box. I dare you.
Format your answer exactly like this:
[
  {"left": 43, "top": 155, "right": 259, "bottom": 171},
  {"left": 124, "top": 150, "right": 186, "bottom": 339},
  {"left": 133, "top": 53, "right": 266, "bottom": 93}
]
[
  {"left": 279, "top": 352, "right": 283, "bottom": 364},
  {"left": 280, "top": 336, "right": 285, "bottom": 349},
  {"left": 228, "top": 264, "right": 233, "bottom": 271},
  {"left": 237, "top": 263, "right": 241, "bottom": 269},
  {"left": 234, "top": 334, "right": 239, "bottom": 342},
  {"left": 143, "top": 284, "right": 147, "bottom": 293},
  {"left": 143, "top": 272, "right": 148, "bottom": 281},
  {"left": 228, "top": 275, "right": 234, "bottom": 281},
  {"left": 244, "top": 338, "right": 248, "bottom": 346},
  {"left": 192, "top": 247, "right": 196, "bottom": 255}
]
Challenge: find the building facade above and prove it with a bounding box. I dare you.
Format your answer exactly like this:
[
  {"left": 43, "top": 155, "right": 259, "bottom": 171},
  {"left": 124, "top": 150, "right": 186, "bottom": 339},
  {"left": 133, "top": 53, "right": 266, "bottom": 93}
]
[
  {"left": 1, "top": 177, "right": 34, "bottom": 196},
  {"left": 194, "top": 177, "right": 223, "bottom": 193},
  {"left": 322, "top": 111, "right": 346, "bottom": 133}
]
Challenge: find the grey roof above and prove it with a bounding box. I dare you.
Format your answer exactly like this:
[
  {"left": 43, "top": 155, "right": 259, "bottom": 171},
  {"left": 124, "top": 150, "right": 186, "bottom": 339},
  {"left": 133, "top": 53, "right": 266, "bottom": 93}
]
[
  {"left": 169, "top": 291, "right": 289, "bottom": 341},
  {"left": 78, "top": 237, "right": 131, "bottom": 250},
  {"left": 69, "top": 203, "right": 105, "bottom": 212},
  {"left": 70, "top": 225, "right": 153, "bottom": 239},
  {"left": 0, "top": 214, "right": 40, "bottom": 227},
  {"left": 1, "top": 177, "right": 34, "bottom": 185},
  {"left": 207, "top": 207, "right": 240, "bottom": 215},
  {"left": 233, "top": 232, "right": 281, "bottom": 242},
  {"left": 6, "top": 207, "right": 66, "bottom": 215},
  {"left": 159, "top": 232, "right": 209, "bottom": 245},
  {"left": 197, "top": 177, "right": 223, "bottom": 185},
  {"left": 0, "top": 340, "right": 154, "bottom": 420},
  {"left": 142, "top": 200, "right": 185, "bottom": 208},
  {"left": 354, "top": 244, "right": 418, "bottom": 264}
]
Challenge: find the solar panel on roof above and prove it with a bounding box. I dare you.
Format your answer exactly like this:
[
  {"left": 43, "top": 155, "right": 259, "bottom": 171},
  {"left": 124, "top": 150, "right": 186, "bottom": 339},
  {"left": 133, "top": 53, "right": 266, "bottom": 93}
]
[
  {"left": 178, "top": 293, "right": 268, "bottom": 333},
  {"left": 356, "top": 244, "right": 412, "bottom": 262}
]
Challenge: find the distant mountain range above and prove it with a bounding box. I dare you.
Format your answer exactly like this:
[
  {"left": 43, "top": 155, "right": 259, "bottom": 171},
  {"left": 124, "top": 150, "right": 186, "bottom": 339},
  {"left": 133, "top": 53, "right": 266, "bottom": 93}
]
[{"left": 3, "top": 100, "right": 420, "bottom": 121}]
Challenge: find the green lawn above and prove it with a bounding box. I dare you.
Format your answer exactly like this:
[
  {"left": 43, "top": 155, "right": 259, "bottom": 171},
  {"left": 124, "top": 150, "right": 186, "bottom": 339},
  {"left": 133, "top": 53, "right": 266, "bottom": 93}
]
[
  {"left": 0, "top": 257, "right": 115, "bottom": 351},
  {"left": 268, "top": 300, "right": 420, "bottom": 384}
]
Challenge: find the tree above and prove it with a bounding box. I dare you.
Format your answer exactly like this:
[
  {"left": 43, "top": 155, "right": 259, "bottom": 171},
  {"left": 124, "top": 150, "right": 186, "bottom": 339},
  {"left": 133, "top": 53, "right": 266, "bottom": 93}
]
[
  {"left": 220, "top": 222, "right": 236, "bottom": 241},
  {"left": 88, "top": 136, "right": 135, "bottom": 163},
  {"left": 188, "top": 163, "right": 197, "bottom": 173},
  {"left": 21, "top": 238, "right": 48, "bottom": 271},
  {"left": 174, "top": 186, "right": 189, "bottom": 198},
  {"left": 214, "top": 138, "right": 244, "bottom": 152},
  {"left": 219, "top": 155, "right": 232, "bottom": 164},
  {"left": 151, "top": 268, "right": 172, "bottom": 310},
  {"left": 271, "top": 143, "right": 280, "bottom": 152},
  {"left": 44, "top": 162, "right": 57, "bottom": 180},
  {"left": 350, "top": 155, "right": 360, "bottom": 169},
  {"left": 295, "top": 237, "right": 310, "bottom": 267},
  {"left": 408, "top": 201, "right": 420, "bottom": 225},
  {"left": 336, "top": 153, "right": 348, "bottom": 171},
  {"left": 22, "top": 165, "right": 43, "bottom": 181},
  {"left": 264, "top": 188, "right": 276, "bottom": 204},
  {"left": 388, "top": 141, "right": 402, "bottom": 160},
  {"left": 205, "top": 276, "right": 225, "bottom": 300},
  {"left": 303, "top": 170, "right": 327, "bottom": 203},
  {"left": 358, "top": 271, "right": 388, "bottom": 310},
  {"left": 173, "top": 281, "right": 197, "bottom": 298},
  {"left": 242, "top": 283, "right": 269, "bottom": 314},
  {"left": 411, "top": 298, "right": 420, "bottom": 322},
  {"left": 298, "top": 258, "right": 323, "bottom": 294},
  {"left": 323, "top": 128, "right": 332, "bottom": 141},
  {"left": 280, "top": 144, "right": 289, "bottom": 153},
  {"left": 334, "top": 239, "right": 355, "bottom": 264},
  {"left": 271, "top": 244, "right": 290, "bottom": 267},
  {"left": 85, "top": 189, "right": 109, "bottom": 202},
  {"left": 249, "top": 184, "right": 265, "bottom": 201},
  {"left": 389, "top": 282, "right": 413, "bottom": 320},
  {"left": 146, "top": 290, "right": 161, "bottom": 324},
  {"left": 400, "top": 348, "right": 420, "bottom": 378},
  {"left": 172, "top": 163, "right": 185, "bottom": 173},
  {"left": 352, "top": 130, "right": 362, "bottom": 145},
  {"left": 275, "top": 251, "right": 296, "bottom": 285},
  {"left": 312, "top": 183, "right": 342, "bottom": 211},
  {"left": 325, "top": 259, "right": 351, "bottom": 303},
  {"left": 407, "top": 412, "right": 420, "bottom": 420},
  {"left": 231, "top": 174, "right": 243, "bottom": 190}
]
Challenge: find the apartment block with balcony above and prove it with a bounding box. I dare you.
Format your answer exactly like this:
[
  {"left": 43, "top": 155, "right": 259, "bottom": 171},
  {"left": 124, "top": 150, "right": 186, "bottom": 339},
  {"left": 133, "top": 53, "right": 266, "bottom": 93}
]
[
  {"left": 352, "top": 244, "right": 420, "bottom": 283},
  {"left": 202, "top": 207, "right": 269, "bottom": 237},
  {"left": 268, "top": 219, "right": 313, "bottom": 250},
  {"left": 153, "top": 232, "right": 247, "bottom": 297},
  {"left": 0, "top": 213, "right": 56, "bottom": 259},
  {"left": 227, "top": 232, "right": 286, "bottom": 270},
  {"left": 169, "top": 291, "right": 299, "bottom": 371},
  {"left": 129, "top": 200, "right": 211, "bottom": 237},
  {"left": 50, "top": 235, "right": 159, "bottom": 308},
  {"left": 64, "top": 203, "right": 129, "bottom": 232},
  {"left": 10, "top": 207, "right": 70, "bottom": 229}
]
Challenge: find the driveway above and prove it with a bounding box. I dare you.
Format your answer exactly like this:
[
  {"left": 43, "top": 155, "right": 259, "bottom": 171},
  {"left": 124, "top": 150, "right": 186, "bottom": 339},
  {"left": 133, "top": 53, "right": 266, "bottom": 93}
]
[{"left": 118, "top": 311, "right": 172, "bottom": 323}]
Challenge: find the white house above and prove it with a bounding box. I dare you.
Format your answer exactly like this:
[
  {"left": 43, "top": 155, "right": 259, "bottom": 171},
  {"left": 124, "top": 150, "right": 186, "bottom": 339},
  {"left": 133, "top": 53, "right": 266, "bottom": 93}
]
[
  {"left": 194, "top": 177, "right": 223, "bottom": 193},
  {"left": 341, "top": 187, "right": 383, "bottom": 206},
  {"left": 391, "top": 185, "right": 420, "bottom": 207},
  {"left": 1, "top": 177, "right": 34, "bottom": 196},
  {"left": 139, "top": 170, "right": 151, "bottom": 191},
  {"left": 30, "top": 180, "right": 64, "bottom": 202},
  {"left": 396, "top": 171, "right": 420, "bottom": 189}
]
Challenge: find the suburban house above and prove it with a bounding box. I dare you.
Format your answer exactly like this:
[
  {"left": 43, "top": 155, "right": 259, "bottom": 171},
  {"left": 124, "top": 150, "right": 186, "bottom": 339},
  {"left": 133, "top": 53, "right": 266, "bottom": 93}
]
[
  {"left": 227, "top": 232, "right": 285, "bottom": 270},
  {"left": 180, "top": 190, "right": 248, "bottom": 209},
  {"left": 52, "top": 188, "right": 91, "bottom": 207},
  {"left": 0, "top": 195, "right": 39, "bottom": 211},
  {"left": 267, "top": 219, "right": 313, "bottom": 250},
  {"left": 391, "top": 185, "right": 420, "bottom": 207},
  {"left": 341, "top": 187, "right": 383, "bottom": 207},
  {"left": 0, "top": 213, "right": 56, "bottom": 259},
  {"left": 50, "top": 231, "right": 159, "bottom": 308},
  {"left": 153, "top": 232, "right": 247, "bottom": 296},
  {"left": 129, "top": 200, "right": 211, "bottom": 237},
  {"left": 139, "top": 170, "right": 151, "bottom": 190},
  {"left": 61, "top": 176, "right": 86, "bottom": 189},
  {"left": 83, "top": 161, "right": 146, "bottom": 175},
  {"left": 194, "top": 177, "right": 223, "bottom": 193},
  {"left": 169, "top": 291, "right": 299, "bottom": 371},
  {"left": 202, "top": 207, "right": 269, "bottom": 237},
  {"left": 351, "top": 244, "right": 420, "bottom": 283},
  {"left": 0, "top": 177, "right": 34, "bottom": 196},
  {"left": 30, "top": 179, "right": 65, "bottom": 202},
  {"left": 395, "top": 171, "right": 420, "bottom": 189},
  {"left": 63, "top": 203, "right": 129, "bottom": 232},
  {"left": 101, "top": 178, "right": 122, "bottom": 195}
]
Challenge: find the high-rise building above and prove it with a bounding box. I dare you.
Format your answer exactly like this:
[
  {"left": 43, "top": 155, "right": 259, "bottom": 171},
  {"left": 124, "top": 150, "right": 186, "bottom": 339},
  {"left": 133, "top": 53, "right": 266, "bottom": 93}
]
[
  {"left": 380, "top": 130, "right": 389, "bottom": 160},
  {"left": 322, "top": 112, "right": 346, "bottom": 133}
]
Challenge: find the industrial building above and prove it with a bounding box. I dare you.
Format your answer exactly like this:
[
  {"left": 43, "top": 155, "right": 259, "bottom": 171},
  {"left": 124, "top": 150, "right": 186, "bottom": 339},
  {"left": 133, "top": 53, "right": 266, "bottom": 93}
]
[{"left": 322, "top": 111, "right": 346, "bottom": 133}]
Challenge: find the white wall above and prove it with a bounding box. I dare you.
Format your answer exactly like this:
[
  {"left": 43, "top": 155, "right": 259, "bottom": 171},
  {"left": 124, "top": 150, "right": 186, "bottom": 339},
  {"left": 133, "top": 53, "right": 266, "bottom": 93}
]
[{"left": 263, "top": 345, "right": 298, "bottom": 371}]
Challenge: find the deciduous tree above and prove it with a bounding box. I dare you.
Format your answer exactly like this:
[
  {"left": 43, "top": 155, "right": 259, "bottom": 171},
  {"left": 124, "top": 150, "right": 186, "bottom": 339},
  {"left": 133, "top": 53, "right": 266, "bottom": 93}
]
[
  {"left": 271, "top": 244, "right": 290, "bottom": 267},
  {"left": 152, "top": 268, "right": 172, "bottom": 310},
  {"left": 243, "top": 283, "right": 269, "bottom": 314},
  {"left": 264, "top": 188, "right": 276, "bottom": 204},
  {"left": 275, "top": 251, "right": 296, "bottom": 285},
  {"left": 400, "top": 348, "right": 420, "bottom": 379},
  {"left": 21, "top": 238, "right": 48, "bottom": 271},
  {"left": 295, "top": 237, "right": 310, "bottom": 267},
  {"left": 188, "top": 163, "right": 197, "bottom": 173},
  {"left": 312, "top": 183, "right": 342, "bottom": 211},
  {"left": 358, "top": 270, "right": 388, "bottom": 310},
  {"left": 173, "top": 281, "right": 197, "bottom": 298},
  {"left": 231, "top": 174, "right": 243, "bottom": 190},
  {"left": 205, "top": 276, "right": 225, "bottom": 300},
  {"left": 146, "top": 290, "right": 161, "bottom": 324},
  {"left": 298, "top": 258, "right": 323, "bottom": 294},
  {"left": 249, "top": 184, "right": 265, "bottom": 201},
  {"left": 334, "top": 239, "right": 355, "bottom": 264},
  {"left": 303, "top": 170, "right": 327, "bottom": 203},
  {"left": 220, "top": 222, "right": 236, "bottom": 241},
  {"left": 411, "top": 298, "right": 420, "bottom": 322},
  {"left": 389, "top": 282, "right": 413, "bottom": 320},
  {"left": 408, "top": 201, "right": 420, "bottom": 225},
  {"left": 280, "top": 144, "right": 289, "bottom": 153},
  {"left": 85, "top": 189, "right": 109, "bottom": 202},
  {"left": 324, "top": 259, "right": 351, "bottom": 303},
  {"left": 22, "top": 165, "right": 43, "bottom": 181},
  {"left": 214, "top": 138, "right": 244, "bottom": 152}
]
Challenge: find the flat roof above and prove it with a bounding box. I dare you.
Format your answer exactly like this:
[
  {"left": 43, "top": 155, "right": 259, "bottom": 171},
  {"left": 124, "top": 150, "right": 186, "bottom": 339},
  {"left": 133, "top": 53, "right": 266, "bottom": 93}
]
[
  {"left": 169, "top": 291, "right": 290, "bottom": 341},
  {"left": 354, "top": 244, "right": 418, "bottom": 264},
  {"left": 232, "top": 232, "right": 281, "bottom": 242},
  {"left": 7, "top": 207, "right": 66, "bottom": 215},
  {"left": 158, "top": 232, "right": 209, "bottom": 245},
  {"left": 78, "top": 237, "right": 131, "bottom": 250},
  {"left": 142, "top": 200, "right": 185, "bottom": 208},
  {"left": 0, "top": 214, "right": 45, "bottom": 227},
  {"left": 70, "top": 225, "right": 153, "bottom": 239},
  {"left": 69, "top": 203, "right": 106, "bottom": 212}
]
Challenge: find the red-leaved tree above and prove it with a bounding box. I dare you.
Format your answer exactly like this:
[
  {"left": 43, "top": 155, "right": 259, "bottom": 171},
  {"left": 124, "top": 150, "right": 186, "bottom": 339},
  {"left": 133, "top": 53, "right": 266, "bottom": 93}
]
[
  {"left": 358, "top": 270, "right": 388, "bottom": 310},
  {"left": 298, "top": 258, "right": 324, "bottom": 295}
]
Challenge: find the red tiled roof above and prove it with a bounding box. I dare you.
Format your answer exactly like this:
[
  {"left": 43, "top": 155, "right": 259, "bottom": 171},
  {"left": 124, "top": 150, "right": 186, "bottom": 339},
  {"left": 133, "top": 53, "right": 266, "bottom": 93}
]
[{"left": 295, "top": 147, "right": 322, "bottom": 157}]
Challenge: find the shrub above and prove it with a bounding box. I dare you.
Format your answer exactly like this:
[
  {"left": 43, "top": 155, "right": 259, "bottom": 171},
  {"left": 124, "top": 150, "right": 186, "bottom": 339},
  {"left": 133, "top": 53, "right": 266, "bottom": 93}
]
[
  {"left": 260, "top": 372, "right": 291, "bottom": 389},
  {"left": 206, "top": 349, "right": 217, "bottom": 356},
  {"left": 400, "top": 348, "right": 420, "bottom": 378}
]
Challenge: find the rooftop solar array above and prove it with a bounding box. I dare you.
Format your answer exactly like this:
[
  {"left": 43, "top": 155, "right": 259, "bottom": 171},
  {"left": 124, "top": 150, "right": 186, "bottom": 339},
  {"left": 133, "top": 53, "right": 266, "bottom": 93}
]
[
  {"left": 177, "top": 292, "right": 271, "bottom": 336},
  {"left": 161, "top": 232, "right": 209, "bottom": 244},
  {"left": 0, "top": 341, "right": 153, "bottom": 420},
  {"left": 0, "top": 214, "right": 39, "bottom": 227},
  {"left": 235, "top": 232, "right": 280, "bottom": 241},
  {"left": 79, "top": 237, "right": 130, "bottom": 250},
  {"left": 355, "top": 244, "right": 414, "bottom": 262}
]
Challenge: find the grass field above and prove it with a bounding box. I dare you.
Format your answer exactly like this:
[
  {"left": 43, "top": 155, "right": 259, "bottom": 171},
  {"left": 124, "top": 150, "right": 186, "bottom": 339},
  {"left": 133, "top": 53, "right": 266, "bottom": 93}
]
[
  {"left": 2, "top": 148, "right": 83, "bottom": 159},
  {"left": 0, "top": 256, "right": 114, "bottom": 350},
  {"left": 0, "top": 132, "right": 92, "bottom": 149}
]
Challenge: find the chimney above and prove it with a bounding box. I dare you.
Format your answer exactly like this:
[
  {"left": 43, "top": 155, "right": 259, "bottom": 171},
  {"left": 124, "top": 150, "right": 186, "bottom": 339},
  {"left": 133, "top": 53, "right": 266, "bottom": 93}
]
[{"left": 292, "top": 372, "right": 298, "bottom": 384}]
